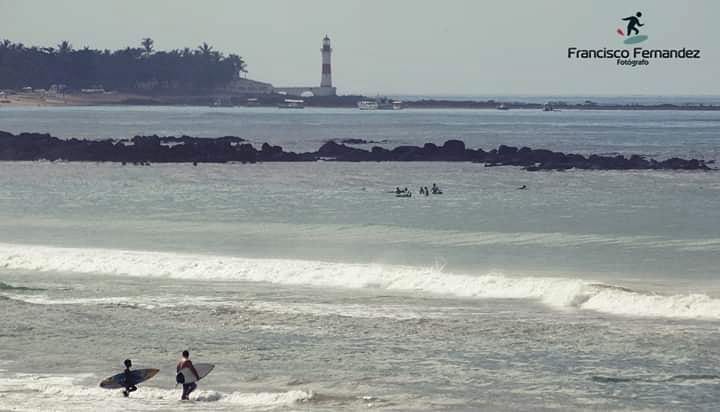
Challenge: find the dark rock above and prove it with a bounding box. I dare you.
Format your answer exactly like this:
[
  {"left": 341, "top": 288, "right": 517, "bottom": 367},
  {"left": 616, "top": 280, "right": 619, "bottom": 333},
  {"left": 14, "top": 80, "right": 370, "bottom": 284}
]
[
  {"left": 498, "top": 145, "right": 518, "bottom": 156},
  {"left": 317, "top": 141, "right": 370, "bottom": 161},
  {"left": 0, "top": 130, "right": 713, "bottom": 171},
  {"left": 441, "top": 140, "right": 466, "bottom": 158}
]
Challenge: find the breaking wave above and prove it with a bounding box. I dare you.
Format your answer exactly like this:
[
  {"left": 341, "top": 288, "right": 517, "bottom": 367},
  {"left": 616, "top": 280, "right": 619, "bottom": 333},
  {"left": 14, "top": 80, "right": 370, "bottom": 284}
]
[{"left": 2, "top": 243, "right": 720, "bottom": 319}]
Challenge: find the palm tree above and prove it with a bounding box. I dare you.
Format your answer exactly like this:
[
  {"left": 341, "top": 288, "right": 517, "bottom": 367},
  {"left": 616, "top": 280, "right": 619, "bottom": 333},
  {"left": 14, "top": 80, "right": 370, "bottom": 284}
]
[
  {"left": 197, "top": 42, "right": 213, "bottom": 58},
  {"left": 57, "top": 41, "right": 73, "bottom": 54},
  {"left": 141, "top": 38, "right": 154, "bottom": 56},
  {"left": 0, "top": 37, "right": 247, "bottom": 91},
  {"left": 227, "top": 54, "right": 247, "bottom": 77}
]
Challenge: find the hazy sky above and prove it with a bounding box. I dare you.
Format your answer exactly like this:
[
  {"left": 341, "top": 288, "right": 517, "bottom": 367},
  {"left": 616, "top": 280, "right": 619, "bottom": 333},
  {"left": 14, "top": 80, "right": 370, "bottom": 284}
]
[{"left": 1, "top": 0, "right": 717, "bottom": 96}]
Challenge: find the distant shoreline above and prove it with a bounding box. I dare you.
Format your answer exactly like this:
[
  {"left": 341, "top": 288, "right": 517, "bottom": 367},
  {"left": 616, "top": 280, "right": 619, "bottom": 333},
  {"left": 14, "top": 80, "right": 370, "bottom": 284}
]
[{"left": 2, "top": 91, "right": 720, "bottom": 111}]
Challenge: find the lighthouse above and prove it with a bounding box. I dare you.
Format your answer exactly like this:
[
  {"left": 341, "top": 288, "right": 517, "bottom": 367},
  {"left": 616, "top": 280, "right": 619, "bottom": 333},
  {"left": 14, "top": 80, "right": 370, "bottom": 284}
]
[
  {"left": 273, "top": 35, "right": 336, "bottom": 97},
  {"left": 320, "top": 35, "right": 332, "bottom": 88}
]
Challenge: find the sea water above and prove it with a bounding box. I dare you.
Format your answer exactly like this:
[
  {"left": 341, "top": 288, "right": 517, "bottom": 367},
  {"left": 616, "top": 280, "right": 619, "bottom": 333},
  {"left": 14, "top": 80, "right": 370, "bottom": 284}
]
[{"left": 1, "top": 106, "right": 719, "bottom": 411}]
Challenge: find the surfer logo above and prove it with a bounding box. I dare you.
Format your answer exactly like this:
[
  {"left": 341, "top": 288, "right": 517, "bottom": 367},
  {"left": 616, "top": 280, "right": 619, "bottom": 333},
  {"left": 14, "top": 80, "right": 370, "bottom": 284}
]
[{"left": 616, "top": 12, "right": 648, "bottom": 44}]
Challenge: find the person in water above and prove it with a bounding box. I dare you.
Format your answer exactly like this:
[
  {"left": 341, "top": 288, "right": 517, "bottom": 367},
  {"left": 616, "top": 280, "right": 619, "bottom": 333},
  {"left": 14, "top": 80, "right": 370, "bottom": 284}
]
[
  {"left": 424, "top": 186, "right": 429, "bottom": 196},
  {"left": 177, "top": 350, "right": 200, "bottom": 401},
  {"left": 518, "top": 185, "right": 527, "bottom": 190},
  {"left": 122, "top": 359, "right": 138, "bottom": 397},
  {"left": 395, "top": 187, "right": 402, "bottom": 194},
  {"left": 622, "top": 12, "right": 643, "bottom": 36}
]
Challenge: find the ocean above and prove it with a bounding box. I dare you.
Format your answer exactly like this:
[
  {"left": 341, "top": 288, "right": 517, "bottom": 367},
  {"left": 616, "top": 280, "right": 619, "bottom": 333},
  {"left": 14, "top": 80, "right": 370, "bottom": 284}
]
[{"left": 1, "top": 105, "right": 719, "bottom": 411}]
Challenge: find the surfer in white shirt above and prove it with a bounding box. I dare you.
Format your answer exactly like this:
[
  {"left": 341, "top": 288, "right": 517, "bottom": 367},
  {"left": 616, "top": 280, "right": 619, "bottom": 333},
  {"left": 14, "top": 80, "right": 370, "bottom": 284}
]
[{"left": 176, "top": 350, "right": 200, "bottom": 400}]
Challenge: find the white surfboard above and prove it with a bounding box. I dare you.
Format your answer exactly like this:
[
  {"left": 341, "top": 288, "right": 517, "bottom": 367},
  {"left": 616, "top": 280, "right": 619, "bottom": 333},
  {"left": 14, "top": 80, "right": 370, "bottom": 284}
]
[{"left": 177, "top": 363, "right": 214, "bottom": 384}]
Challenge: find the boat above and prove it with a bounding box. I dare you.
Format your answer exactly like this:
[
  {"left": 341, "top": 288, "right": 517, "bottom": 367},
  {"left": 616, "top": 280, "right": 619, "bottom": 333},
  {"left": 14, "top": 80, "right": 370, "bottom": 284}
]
[
  {"left": 357, "top": 100, "right": 379, "bottom": 110},
  {"left": 543, "top": 103, "right": 556, "bottom": 112},
  {"left": 357, "top": 96, "right": 403, "bottom": 110},
  {"left": 497, "top": 104, "right": 509, "bottom": 110},
  {"left": 377, "top": 96, "right": 402, "bottom": 110},
  {"left": 278, "top": 99, "right": 304, "bottom": 109}
]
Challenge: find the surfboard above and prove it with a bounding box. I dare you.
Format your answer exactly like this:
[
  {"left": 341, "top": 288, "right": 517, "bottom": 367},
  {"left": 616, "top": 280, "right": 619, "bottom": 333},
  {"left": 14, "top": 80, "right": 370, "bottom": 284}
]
[
  {"left": 99, "top": 368, "right": 159, "bottom": 389},
  {"left": 624, "top": 35, "right": 648, "bottom": 45},
  {"left": 176, "top": 363, "right": 214, "bottom": 384}
]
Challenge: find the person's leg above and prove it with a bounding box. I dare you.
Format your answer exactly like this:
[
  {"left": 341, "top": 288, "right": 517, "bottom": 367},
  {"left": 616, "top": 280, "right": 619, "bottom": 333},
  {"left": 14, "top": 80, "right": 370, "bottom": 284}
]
[
  {"left": 187, "top": 382, "right": 197, "bottom": 397},
  {"left": 181, "top": 384, "right": 189, "bottom": 400}
]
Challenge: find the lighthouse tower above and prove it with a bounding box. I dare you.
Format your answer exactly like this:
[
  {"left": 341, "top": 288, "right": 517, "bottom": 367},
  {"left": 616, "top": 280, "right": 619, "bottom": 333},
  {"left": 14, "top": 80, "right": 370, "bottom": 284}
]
[
  {"left": 272, "top": 35, "right": 336, "bottom": 97},
  {"left": 320, "top": 35, "right": 332, "bottom": 88}
]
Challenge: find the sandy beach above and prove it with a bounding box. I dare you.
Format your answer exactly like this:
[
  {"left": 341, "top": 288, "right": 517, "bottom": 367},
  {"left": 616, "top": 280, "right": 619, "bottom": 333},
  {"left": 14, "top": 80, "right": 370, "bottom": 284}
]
[{"left": 0, "top": 90, "right": 158, "bottom": 107}]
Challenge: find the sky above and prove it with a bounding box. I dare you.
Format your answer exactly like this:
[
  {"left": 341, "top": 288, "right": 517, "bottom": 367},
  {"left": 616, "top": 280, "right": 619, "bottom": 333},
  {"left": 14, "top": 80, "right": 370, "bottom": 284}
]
[{"left": 0, "top": 0, "right": 717, "bottom": 96}]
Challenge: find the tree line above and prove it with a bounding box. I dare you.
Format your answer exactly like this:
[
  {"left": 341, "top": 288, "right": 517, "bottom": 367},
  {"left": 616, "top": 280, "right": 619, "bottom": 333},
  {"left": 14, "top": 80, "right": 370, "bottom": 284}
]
[{"left": 0, "top": 38, "right": 247, "bottom": 91}]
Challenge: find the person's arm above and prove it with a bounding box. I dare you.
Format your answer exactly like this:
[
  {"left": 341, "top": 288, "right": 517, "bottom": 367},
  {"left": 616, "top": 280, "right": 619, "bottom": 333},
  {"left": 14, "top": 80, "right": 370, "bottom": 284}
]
[
  {"left": 621, "top": 17, "right": 630, "bottom": 21},
  {"left": 638, "top": 22, "right": 644, "bottom": 26}
]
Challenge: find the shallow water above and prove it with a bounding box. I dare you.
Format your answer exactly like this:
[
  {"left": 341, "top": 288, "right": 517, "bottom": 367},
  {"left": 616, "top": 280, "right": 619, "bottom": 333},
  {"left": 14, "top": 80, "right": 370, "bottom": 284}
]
[{"left": 1, "top": 107, "right": 720, "bottom": 410}]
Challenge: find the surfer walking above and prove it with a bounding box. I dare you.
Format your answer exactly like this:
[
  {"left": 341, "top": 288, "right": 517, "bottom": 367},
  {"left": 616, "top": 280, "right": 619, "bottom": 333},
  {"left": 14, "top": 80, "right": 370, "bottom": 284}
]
[
  {"left": 122, "top": 359, "right": 138, "bottom": 397},
  {"left": 177, "top": 350, "right": 200, "bottom": 401},
  {"left": 622, "top": 12, "right": 643, "bottom": 36}
]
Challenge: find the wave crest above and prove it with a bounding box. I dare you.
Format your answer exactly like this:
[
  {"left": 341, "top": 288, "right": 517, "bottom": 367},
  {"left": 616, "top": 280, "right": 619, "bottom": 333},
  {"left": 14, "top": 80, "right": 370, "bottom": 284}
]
[{"left": 1, "top": 243, "right": 720, "bottom": 319}]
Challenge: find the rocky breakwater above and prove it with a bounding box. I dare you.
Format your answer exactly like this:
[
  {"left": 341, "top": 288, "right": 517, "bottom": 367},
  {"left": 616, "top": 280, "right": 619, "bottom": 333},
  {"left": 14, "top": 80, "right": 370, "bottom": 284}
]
[
  {"left": 316, "top": 140, "right": 712, "bottom": 171},
  {"left": 0, "top": 131, "right": 713, "bottom": 171},
  {"left": 0, "top": 131, "right": 310, "bottom": 163}
]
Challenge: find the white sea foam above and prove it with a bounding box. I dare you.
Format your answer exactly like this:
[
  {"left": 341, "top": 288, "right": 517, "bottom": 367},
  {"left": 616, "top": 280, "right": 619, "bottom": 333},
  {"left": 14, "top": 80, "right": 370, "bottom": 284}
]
[
  {"left": 2, "top": 243, "right": 720, "bottom": 320},
  {"left": 1, "top": 294, "right": 220, "bottom": 310},
  {"left": 0, "top": 373, "right": 313, "bottom": 411},
  {"left": 2, "top": 293, "right": 438, "bottom": 319}
]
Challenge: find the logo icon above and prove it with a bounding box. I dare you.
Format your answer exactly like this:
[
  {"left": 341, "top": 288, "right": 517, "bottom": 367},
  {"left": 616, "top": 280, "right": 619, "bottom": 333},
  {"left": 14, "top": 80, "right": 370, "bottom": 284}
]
[{"left": 617, "top": 11, "right": 648, "bottom": 44}]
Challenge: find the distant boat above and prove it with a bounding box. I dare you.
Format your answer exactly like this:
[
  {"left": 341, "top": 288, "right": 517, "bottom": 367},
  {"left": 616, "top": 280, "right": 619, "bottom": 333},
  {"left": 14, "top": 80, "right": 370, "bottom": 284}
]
[
  {"left": 357, "top": 100, "right": 379, "bottom": 110},
  {"left": 278, "top": 98, "right": 304, "bottom": 109},
  {"left": 357, "top": 96, "right": 403, "bottom": 110},
  {"left": 497, "top": 103, "right": 509, "bottom": 110},
  {"left": 543, "top": 103, "right": 554, "bottom": 112}
]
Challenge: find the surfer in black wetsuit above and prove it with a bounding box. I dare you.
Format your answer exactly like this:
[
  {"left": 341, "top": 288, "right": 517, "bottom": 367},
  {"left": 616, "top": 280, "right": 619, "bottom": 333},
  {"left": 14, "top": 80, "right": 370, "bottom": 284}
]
[
  {"left": 622, "top": 12, "right": 643, "bottom": 36},
  {"left": 177, "top": 350, "right": 200, "bottom": 401},
  {"left": 122, "top": 359, "right": 138, "bottom": 397}
]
